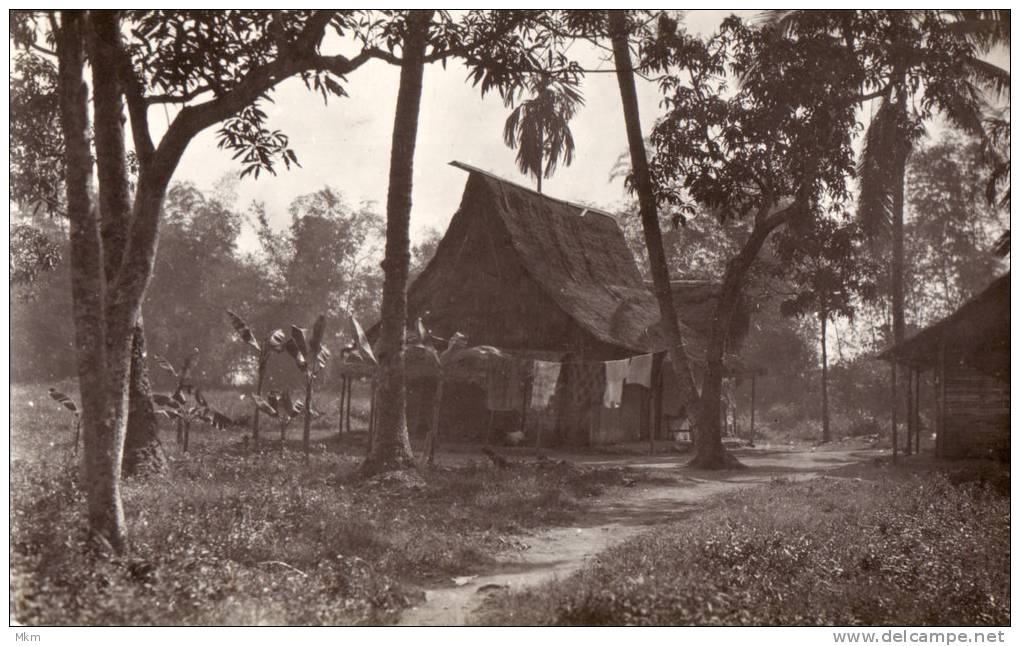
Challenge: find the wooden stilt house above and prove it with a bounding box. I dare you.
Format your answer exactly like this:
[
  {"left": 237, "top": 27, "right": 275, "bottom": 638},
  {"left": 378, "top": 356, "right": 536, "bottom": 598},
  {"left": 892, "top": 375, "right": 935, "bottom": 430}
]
[{"left": 879, "top": 273, "right": 1009, "bottom": 459}]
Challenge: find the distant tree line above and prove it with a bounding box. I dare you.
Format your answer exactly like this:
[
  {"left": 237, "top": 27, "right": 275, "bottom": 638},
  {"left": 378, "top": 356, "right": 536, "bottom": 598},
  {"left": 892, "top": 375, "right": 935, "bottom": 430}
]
[{"left": 12, "top": 181, "right": 441, "bottom": 391}]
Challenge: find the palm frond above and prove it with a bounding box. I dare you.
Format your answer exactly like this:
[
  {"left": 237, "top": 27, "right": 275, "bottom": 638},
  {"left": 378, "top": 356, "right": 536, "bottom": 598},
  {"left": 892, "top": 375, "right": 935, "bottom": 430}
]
[
  {"left": 944, "top": 10, "right": 1010, "bottom": 52},
  {"left": 936, "top": 79, "right": 989, "bottom": 137},
  {"left": 754, "top": 10, "right": 802, "bottom": 35},
  {"left": 961, "top": 57, "right": 1010, "bottom": 101},
  {"left": 991, "top": 229, "right": 1010, "bottom": 256},
  {"left": 856, "top": 98, "right": 911, "bottom": 236},
  {"left": 501, "top": 78, "right": 584, "bottom": 186}
]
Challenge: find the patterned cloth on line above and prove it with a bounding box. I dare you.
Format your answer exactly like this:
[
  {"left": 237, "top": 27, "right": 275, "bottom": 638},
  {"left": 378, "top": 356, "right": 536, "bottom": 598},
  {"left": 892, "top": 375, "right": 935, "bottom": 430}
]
[
  {"left": 530, "top": 360, "right": 561, "bottom": 410},
  {"left": 486, "top": 357, "right": 527, "bottom": 411},
  {"left": 603, "top": 359, "right": 629, "bottom": 408}
]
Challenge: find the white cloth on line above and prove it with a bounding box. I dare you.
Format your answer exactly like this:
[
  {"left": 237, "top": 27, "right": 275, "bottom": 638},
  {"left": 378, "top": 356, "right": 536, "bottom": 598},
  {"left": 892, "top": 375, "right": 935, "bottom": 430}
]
[
  {"left": 625, "top": 353, "right": 654, "bottom": 388},
  {"left": 603, "top": 359, "right": 629, "bottom": 408},
  {"left": 530, "top": 360, "right": 561, "bottom": 409}
]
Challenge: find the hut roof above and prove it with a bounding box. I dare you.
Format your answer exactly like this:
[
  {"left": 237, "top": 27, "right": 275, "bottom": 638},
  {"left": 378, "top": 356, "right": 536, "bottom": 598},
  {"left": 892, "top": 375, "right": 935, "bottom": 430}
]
[
  {"left": 878, "top": 272, "right": 1009, "bottom": 373},
  {"left": 646, "top": 279, "right": 750, "bottom": 341},
  {"left": 439, "top": 162, "right": 743, "bottom": 361}
]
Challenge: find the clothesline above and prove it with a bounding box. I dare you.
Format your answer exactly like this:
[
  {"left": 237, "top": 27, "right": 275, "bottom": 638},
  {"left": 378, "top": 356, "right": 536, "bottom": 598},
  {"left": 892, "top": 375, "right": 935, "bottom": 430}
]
[{"left": 483, "top": 352, "right": 659, "bottom": 413}]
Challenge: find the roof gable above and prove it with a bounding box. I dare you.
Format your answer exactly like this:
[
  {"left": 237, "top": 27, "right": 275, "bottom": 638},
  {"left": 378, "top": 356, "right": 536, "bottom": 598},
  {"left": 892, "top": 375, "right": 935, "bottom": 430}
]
[
  {"left": 456, "top": 165, "right": 702, "bottom": 354},
  {"left": 401, "top": 163, "right": 750, "bottom": 362}
]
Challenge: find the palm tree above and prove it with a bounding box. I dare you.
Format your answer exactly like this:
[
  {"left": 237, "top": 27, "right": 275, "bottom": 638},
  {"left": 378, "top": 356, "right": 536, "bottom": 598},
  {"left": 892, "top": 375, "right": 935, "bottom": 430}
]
[
  {"left": 362, "top": 10, "right": 434, "bottom": 476},
  {"left": 856, "top": 12, "right": 1007, "bottom": 456},
  {"left": 502, "top": 75, "right": 584, "bottom": 193},
  {"left": 762, "top": 10, "right": 1009, "bottom": 456},
  {"left": 608, "top": 10, "right": 707, "bottom": 461}
]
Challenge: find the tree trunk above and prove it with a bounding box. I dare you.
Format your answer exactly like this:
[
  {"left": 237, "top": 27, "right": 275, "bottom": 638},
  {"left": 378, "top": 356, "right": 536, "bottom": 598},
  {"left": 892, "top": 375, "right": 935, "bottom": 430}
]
[
  {"left": 536, "top": 121, "right": 544, "bottom": 194},
  {"left": 820, "top": 311, "right": 831, "bottom": 443},
  {"left": 692, "top": 293, "right": 738, "bottom": 469},
  {"left": 690, "top": 205, "right": 793, "bottom": 468},
  {"left": 889, "top": 95, "right": 910, "bottom": 456},
  {"left": 360, "top": 10, "right": 433, "bottom": 476},
  {"left": 86, "top": 11, "right": 164, "bottom": 480},
  {"left": 60, "top": 9, "right": 128, "bottom": 552},
  {"left": 609, "top": 11, "right": 701, "bottom": 423},
  {"left": 123, "top": 321, "right": 165, "bottom": 476},
  {"left": 894, "top": 155, "right": 915, "bottom": 456}
]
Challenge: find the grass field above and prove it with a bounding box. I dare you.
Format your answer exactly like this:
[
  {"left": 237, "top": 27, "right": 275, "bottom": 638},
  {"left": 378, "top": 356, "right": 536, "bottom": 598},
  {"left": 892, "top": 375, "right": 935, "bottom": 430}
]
[
  {"left": 10, "top": 383, "right": 644, "bottom": 625},
  {"left": 474, "top": 465, "right": 1011, "bottom": 626}
]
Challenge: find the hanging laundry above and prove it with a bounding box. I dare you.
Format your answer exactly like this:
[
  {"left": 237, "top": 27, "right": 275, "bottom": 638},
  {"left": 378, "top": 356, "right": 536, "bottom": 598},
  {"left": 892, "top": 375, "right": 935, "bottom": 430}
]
[
  {"left": 562, "top": 360, "right": 605, "bottom": 445},
  {"left": 530, "top": 360, "right": 561, "bottom": 410},
  {"left": 486, "top": 357, "right": 526, "bottom": 411},
  {"left": 603, "top": 359, "right": 629, "bottom": 408},
  {"left": 625, "top": 353, "right": 654, "bottom": 388}
]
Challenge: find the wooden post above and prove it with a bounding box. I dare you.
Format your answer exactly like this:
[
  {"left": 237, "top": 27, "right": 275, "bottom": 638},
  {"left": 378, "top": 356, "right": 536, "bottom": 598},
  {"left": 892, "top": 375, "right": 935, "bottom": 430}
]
[
  {"left": 518, "top": 361, "right": 531, "bottom": 438},
  {"left": 534, "top": 412, "right": 542, "bottom": 450},
  {"left": 338, "top": 376, "right": 347, "bottom": 437},
  {"left": 891, "top": 363, "right": 898, "bottom": 462},
  {"left": 936, "top": 340, "right": 946, "bottom": 457},
  {"left": 904, "top": 369, "right": 912, "bottom": 455},
  {"left": 653, "top": 353, "right": 664, "bottom": 443},
  {"left": 345, "top": 378, "right": 352, "bottom": 435},
  {"left": 749, "top": 373, "right": 757, "bottom": 446},
  {"left": 367, "top": 380, "right": 376, "bottom": 454},
  {"left": 488, "top": 410, "right": 496, "bottom": 446},
  {"left": 905, "top": 366, "right": 914, "bottom": 456},
  {"left": 732, "top": 400, "right": 738, "bottom": 438},
  {"left": 649, "top": 357, "right": 658, "bottom": 455},
  {"left": 425, "top": 376, "right": 443, "bottom": 466},
  {"left": 913, "top": 367, "right": 921, "bottom": 453}
]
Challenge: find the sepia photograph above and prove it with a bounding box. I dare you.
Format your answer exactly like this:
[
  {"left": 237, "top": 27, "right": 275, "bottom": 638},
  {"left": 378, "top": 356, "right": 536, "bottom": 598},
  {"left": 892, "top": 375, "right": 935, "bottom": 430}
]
[{"left": 7, "top": 7, "right": 1012, "bottom": 638}]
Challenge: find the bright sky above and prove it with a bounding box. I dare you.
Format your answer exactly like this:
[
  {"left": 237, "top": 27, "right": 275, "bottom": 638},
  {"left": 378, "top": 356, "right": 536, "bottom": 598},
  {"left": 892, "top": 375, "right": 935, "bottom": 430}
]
[
  {"left": 164, "top": 10, "right": 1008, "bottom": 253},
  {"left": 168, "top": 11, "right": 735, "bottom": 251}
]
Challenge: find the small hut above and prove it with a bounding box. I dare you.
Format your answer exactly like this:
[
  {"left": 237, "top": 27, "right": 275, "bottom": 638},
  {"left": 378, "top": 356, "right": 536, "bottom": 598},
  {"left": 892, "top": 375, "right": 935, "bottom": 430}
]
[
  {"left": 389, "top": 162, "right": 751, "bottom": 446},
  {"left": 879, "top": 273, "right": 1009, "bottom": 459}
]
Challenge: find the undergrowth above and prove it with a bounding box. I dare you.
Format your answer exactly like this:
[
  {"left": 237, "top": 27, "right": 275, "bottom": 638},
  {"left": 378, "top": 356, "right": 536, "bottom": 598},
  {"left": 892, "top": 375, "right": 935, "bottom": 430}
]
[
  {"left": 10, "top": 384, "right": 637, "bottom": 626},
  {"left": 476, "top": 473, "right": 1010, "bottom": 626}
]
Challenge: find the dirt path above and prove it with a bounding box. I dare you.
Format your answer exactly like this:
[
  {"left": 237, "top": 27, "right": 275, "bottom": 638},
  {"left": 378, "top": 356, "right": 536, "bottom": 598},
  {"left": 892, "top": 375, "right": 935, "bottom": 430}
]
[{"left": 397, "top": 445, "right": 879, "bottom": 626}]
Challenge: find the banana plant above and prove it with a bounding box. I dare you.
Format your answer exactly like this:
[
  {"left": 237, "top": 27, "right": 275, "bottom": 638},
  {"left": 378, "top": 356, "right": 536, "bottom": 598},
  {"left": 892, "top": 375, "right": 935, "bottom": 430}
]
[
  {"left": 408, "top": 320, "right": 503, "bottom": 467},
  {"left": 153, "top": 348, "right": 199, "bottom": 447},
  {"left": 225, "top": 309, "right": 286, "bottom": 448},
  {"left": 282, "top": 315, "right": 331, "bottom": 458},
  {"left": 252, "top": 390, "right": 319, "bottom": 451},
  {"left": 153, "top": 388, "right": 233, "bottom": 453},
  {"left": 338, "top": 314, "right": 379, "bottom": 446},
  {"left": 48, "top": 387, "right": 81, "bottom": 454}
]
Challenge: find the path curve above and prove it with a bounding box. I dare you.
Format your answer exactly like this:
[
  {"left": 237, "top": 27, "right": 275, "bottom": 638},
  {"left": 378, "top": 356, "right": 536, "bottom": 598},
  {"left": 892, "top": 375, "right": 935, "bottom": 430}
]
[{"left": 397, "top": 446, "right": 879, "bottom": 626}]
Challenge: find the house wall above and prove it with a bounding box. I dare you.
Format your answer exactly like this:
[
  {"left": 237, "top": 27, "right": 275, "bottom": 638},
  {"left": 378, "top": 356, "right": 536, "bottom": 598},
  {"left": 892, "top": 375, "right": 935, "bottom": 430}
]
[
  {"left": 938, "top": 360, "right": 1010, "bottom": 460},
  {"left": 412, "top": 362, "right": 666, "bottom": 448}
]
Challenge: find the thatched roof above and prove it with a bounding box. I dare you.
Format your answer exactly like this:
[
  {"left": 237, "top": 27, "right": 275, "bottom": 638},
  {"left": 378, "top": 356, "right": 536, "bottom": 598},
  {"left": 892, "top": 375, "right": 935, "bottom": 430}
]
[
  {"left": 879, "top": 272, "right": 1009, "bottom": 375},
  {"left": 648, "top": 279, "right": 750, "bottom": 342},
  {"left": 423, "top": 162, "right": 745, "bottom": 362}
]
